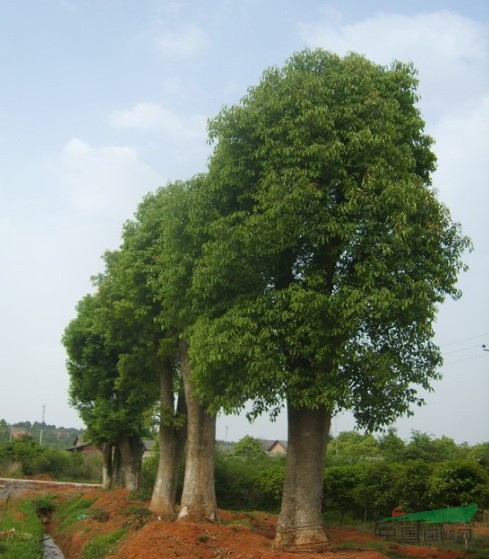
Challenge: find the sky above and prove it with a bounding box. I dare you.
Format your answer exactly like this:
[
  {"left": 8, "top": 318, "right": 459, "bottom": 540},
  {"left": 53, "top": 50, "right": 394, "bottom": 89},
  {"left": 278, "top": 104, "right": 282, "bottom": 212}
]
[{"left": 0, "top": 0, "right": 488, "bottom": 445}]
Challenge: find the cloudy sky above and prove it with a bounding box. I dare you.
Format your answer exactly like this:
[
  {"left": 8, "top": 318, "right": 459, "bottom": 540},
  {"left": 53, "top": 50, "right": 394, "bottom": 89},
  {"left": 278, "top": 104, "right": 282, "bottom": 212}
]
[{"left": 0, "top": 1, "right": 487, "bottom": 445}]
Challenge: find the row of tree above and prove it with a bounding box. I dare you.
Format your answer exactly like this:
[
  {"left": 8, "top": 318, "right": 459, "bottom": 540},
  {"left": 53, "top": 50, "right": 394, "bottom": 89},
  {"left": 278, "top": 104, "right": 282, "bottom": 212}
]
[
  {"left": 62, "top": 49, "right": 470, "bottom": 552},
  {"left": 327, "top": 430, "right": 489, "bottom": 467}
]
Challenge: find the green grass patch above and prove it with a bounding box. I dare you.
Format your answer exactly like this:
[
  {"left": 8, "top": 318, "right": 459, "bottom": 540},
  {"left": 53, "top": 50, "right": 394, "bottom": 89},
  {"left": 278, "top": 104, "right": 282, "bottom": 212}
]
[
  {"left": 53, "top": 493, "right": 97, "bottom": 532},
  {"left": 32, "top": 494, "right": 57, "bottom": 516},
  {"left": 0, "top": 499, "right": 44, "bottom": 559},
  {"left": 81, "top": 527, "right": 126, "bottom": 559}
]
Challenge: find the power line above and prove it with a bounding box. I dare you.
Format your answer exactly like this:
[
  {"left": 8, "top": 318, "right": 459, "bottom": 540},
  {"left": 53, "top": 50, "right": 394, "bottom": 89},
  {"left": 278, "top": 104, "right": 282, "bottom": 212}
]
[
  {"left": 443, "top": 353, "right": 488, "bottom": 367},
  {"left": 439, "top": 332, "right": 489, "bottom": 348},
  {"left": 443, "top": 344, "right": 485, "bottom": 356}
]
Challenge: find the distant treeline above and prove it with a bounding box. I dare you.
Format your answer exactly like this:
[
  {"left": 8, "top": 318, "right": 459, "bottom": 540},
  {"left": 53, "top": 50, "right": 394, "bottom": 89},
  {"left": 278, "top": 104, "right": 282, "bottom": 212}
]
[
  {"left": 144, "top": 431, "right": 489, "bottom": 521},
  {"left": 0, "top": 418, "right": 83, "bottom": 449}
]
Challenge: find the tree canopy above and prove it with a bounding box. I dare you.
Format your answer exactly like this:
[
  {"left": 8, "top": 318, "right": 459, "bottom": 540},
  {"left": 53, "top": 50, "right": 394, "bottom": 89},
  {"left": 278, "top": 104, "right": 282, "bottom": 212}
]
[{"left": 188, "top": 50, "right": 470, "bottom": 431}]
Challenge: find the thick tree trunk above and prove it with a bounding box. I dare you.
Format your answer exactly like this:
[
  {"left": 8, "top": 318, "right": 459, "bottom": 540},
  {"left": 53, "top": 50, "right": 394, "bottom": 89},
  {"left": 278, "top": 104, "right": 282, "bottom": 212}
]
[
  {"left": 177, "top": 340, "right": 218, "bottom": 522},
  {"left": 150, "top": 362, "right": 187, "bottom": 519},
  {"left": 273, "top": 403, "right": 332, "bottom": 553},
  {"left": 118, "top": 434, "right": 145, "bottom": 492}
]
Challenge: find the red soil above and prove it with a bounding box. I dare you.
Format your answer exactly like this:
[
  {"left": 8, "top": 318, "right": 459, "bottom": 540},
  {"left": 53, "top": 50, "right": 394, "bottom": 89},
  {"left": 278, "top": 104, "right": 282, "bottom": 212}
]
[{"left": 5, "top": 484, "right": 480, "bottom": 559}]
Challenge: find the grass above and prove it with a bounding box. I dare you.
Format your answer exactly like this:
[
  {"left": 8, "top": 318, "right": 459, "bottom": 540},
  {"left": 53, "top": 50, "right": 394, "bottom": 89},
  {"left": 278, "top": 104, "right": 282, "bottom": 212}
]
[
  {"left": 81, "top": 527, "right": 126, "bottom": 559},
  {"left": 53, "top": 493, "right": 97, "bottom": 532},
  {"left": 0, "top": 499, "right": 44, "bottom": 559}
]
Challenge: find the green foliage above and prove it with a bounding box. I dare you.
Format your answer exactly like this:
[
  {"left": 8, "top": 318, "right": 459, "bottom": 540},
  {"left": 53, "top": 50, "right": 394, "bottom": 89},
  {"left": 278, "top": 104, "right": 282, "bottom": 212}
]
[
  {"left": 323, "top": 465, "right": 363, "bottom": 520},
  {"left": 427, "top": 460, "right": 489, "bottom": 509},
  {"left": 0, "top": 437, "right": 102, "bottom": 482},
  {"left": 327, "top": 431, "right": 381, "bottom": 465},
  {"left": 467, "top": 442, "right": 489, "bottom": 468},
  {"left": 54, "top": 494, "right": 97, "bottom": 532},
  {"left": 402, "top": 431, "right": 466, "bottom": 462},
  {"left": 190, "top": 48, "right": 471, "bottom": 432},
  {"left": 32, "top": 495, "right": 57, "bottom": 516},
  {"left": 0, "top": 420, "right": 83, "bottom": 449},
  {"left": 232, "top": 436, "right": 266, "bottom": 459},
  {"left": 394, "top": 459, "right": 434, "bottom": 512},
  {"left": 0, "top": 436, "right": 47, "bottom": 476},
  {"left": 81, "top": 528, "right": 126, "bottom": 559},
  {"left": 215, "top": 449, "right": 285, "bottom": 512},
  {"left": 378, "top": 429, "right": 406, "bottom": 463},
  {"left": 352, "top": 462, "right": 402, "bottom": 520},
  {"left": 0, "top": 499, "right": 44, "bottom": 559}
]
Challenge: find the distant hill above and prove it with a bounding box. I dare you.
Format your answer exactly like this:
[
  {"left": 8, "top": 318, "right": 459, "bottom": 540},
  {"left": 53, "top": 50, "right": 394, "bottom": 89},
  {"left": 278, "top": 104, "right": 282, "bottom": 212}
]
[{"left": 0, "top": 419, "right": 84, "bottom": 449}]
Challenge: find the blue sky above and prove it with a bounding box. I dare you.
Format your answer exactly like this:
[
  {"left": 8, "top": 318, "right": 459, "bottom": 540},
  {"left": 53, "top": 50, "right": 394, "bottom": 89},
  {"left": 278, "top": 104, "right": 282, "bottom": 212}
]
[{"left": 0, "top": 1, "right": 488, "bottom": 444}]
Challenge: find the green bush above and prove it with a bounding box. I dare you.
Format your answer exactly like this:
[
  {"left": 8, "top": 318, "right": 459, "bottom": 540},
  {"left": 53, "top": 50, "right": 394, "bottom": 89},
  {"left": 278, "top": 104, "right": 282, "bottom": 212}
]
[
  {"left": 0, "top": 437, "right": 102, "bottom": 482},
  {"left": 428, "top": 460, "right": 489, "bottom": 509},
  {"left": 323, "top": 465, "right": 363, "bottom": 521},
  {"left": 215, "top": 450, "right": 284, "bottom": 512}
]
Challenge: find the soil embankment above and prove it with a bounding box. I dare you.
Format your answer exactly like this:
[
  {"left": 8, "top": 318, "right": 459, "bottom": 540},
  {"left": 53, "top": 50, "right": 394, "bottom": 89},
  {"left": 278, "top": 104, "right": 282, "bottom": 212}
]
[{"left": 0, "top": 479, "right": 481, "bottom": 559}]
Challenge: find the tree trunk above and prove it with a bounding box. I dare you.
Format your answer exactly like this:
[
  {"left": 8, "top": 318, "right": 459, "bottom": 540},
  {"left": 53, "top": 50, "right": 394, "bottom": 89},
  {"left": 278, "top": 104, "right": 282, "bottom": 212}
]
[
  {"left": 119, "top": 434, "right": 145, "bottom": 492},
  {"left": 150, "top": 361, "right": 187, "bottom": 519},
  {"left": 110, "top": 444, "right": 124, "bottom": 489},
  {"left": 100, "top": 443, "right": 113, "bottom": 489},
  {"left": 177, "top": 340, "right": 218, "bottom": 522},
  {"left": 273, "top": 403, "right": 332, "bottom": 552}
]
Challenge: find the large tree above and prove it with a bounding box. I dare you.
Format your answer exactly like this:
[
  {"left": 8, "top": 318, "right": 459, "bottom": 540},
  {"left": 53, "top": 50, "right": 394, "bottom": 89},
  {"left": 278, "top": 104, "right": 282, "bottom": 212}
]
[
  {"left": 155, "top": 177, "right": 219, "bottom": 522},
  {"left": 189, "top": 49, "right": 470, "bottom": 551},
  {"left": 62, "top": 292, "right": 143, "bottom": 490},
  {"left": 99, "top": 194, "right": 188, "bottom": 517}
]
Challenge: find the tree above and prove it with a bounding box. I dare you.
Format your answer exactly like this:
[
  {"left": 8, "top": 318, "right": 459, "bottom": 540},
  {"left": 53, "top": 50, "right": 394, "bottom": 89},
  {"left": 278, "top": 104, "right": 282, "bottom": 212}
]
[
  {"left": 323, "top": 465, "right": 363, "bottom": 522},
  {"left": 378, "top": 428, "right": 406, "bottom": 463},
  {"left": 62, "top": 291, "right": 151, "bottom": 491},
  {"left": 467, "top": 442, "right": 489, "bottom": 468},
  {"left": 99, "top": 193, "right": 187, "bottom": 517},
  {"left": 327, "top": 431, "right": 381, "bottom": 465},
  {"left": 394, "top": 459, "right": 434, "bottom": 512},
  {"left": 189, "top": 49, "right": 470, "bottom": 551},
  {"left": 155, "top": 178, "right": 218, "bottom": 522},
  {"left": 233, "top": 436, "right": 266, "bottom": 459},
  {"left": 402, "top": 431, "right": 465, "bottom": 462},
  {"left": 428, "top": 460, "right": 489, "bottom": 509}
]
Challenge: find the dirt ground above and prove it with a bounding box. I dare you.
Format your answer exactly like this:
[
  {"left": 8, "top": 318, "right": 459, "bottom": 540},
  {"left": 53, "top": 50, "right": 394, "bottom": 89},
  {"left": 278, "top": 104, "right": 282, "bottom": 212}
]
[{"left": 1, "top": 481, "right": 482, "bottom": 559}]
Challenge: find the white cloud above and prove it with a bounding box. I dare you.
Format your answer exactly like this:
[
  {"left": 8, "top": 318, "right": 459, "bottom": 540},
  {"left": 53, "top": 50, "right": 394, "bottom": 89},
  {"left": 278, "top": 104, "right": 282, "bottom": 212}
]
[
  {"left": 298, "top": 10, "right": 489, "bottom": 119},
  {"left": 56, "top": 138, "right": 163, "bottom": 219},
  {"left": 431, "top": 94, "right": 489, "bottom": 241},
  {"left": 109, "top": 102, "right": 207, "bottom": 141},
  {"left": 155, "top": 23, "right": 210, "bottom": 57}
]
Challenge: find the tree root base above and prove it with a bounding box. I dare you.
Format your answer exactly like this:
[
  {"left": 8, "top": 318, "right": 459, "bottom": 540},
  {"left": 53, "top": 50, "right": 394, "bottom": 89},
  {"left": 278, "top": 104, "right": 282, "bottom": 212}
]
[{"left": 272, "top": 526, "right": 331, "bottom": 554}]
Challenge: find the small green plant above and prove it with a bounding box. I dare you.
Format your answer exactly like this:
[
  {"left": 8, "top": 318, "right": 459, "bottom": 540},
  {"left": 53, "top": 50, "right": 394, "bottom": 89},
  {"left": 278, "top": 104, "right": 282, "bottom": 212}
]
[
  {"left": 81, "top": 527, "right": 126, "bottom": 559},
  {"left": 198, "top": 534, "right": 208, "bottom": 542},
  {"left": 33, "top": 494, "right": 57, "bottom": 516}
]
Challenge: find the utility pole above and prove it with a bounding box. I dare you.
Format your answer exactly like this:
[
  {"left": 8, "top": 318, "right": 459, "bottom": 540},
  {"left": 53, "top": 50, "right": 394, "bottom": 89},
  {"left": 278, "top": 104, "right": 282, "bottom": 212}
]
[{"left": 39, "top": 404, "right": 46, "bottom": 445}]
